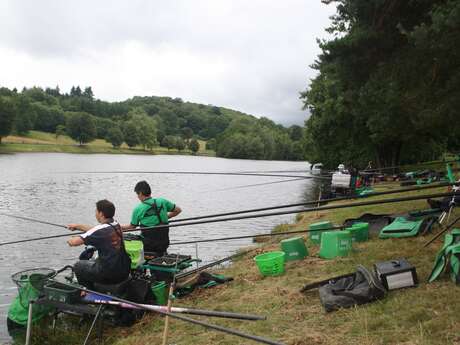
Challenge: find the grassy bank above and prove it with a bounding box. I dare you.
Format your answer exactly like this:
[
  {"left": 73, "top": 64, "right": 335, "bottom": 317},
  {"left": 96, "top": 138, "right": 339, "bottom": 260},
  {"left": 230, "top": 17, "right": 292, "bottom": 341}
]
[
  {"left": 0, "top": 131, "right": 215, "bottom": 156},
  {"left": 26, "top": 182, "right": 460, "bottom": 345}
]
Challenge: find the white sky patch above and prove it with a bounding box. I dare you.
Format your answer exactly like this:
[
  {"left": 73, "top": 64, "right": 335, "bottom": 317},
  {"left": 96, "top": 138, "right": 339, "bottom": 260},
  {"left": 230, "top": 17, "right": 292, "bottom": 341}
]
[{"left": 0, "top": 0, "right": 335, "bottom": 125}]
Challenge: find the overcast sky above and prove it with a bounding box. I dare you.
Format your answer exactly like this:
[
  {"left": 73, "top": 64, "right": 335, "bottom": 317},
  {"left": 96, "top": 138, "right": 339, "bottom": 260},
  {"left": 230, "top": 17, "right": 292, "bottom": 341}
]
[{"left": 0, "top": 1, "right": 335, "bottom": 125}]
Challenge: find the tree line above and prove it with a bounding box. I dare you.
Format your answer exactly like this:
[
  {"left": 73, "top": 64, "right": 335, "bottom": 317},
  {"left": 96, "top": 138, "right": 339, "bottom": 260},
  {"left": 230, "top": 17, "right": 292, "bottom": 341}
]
[
  {"left": 0, "top": 86, "right": 304, "bottom": 160},
  {"left": 301, "top": 0, "right": 460, "bottom": 168}
]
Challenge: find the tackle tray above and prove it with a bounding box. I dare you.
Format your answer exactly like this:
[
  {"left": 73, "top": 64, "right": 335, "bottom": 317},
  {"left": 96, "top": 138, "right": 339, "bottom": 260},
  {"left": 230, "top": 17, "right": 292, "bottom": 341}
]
[
  {"left": 145, "top": 254, "right": 193, "bottom": 267},
  {"left": 43, "top": 281, "right": 81, "bottom": 304}
]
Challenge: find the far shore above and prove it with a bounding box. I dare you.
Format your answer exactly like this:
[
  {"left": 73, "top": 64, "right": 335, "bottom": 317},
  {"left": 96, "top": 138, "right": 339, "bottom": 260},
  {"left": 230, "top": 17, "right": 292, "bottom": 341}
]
[{"left": 0, "top": 131, "right": 215, "bottom": 157}]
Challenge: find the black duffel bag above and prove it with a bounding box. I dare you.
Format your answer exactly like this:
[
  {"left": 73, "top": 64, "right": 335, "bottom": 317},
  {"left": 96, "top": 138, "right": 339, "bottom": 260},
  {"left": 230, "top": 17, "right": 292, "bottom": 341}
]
[{"left": 318, "top": 265, "right": 386, "bottom": 312}]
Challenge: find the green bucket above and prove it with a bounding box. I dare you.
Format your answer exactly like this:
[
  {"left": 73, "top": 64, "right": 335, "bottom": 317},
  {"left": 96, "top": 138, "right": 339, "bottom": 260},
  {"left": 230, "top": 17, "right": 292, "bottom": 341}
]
[
  {"left": 254, "top": 251, "right": 285, "bottom": 277},
  {"left": 319, "top": 231, "right": 352, "bottom": 259},
  {"left": 347, "top": 222, "right": 369, "bottom": 242},
  {"left": 309, "top": 221, "right": 333, "bottom": 245},
  {"left": 125, "top": 240, "right": 144, "bottom": 269},
  {"left": 280, "top": 237, "right": 308, "bottom": 261},
  {"left": 151, "top": 281, "right": 168, "bottom": 305}
]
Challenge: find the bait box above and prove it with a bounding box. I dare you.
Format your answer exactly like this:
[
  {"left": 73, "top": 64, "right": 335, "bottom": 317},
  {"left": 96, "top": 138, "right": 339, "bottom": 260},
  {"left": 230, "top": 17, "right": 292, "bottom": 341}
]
[
  {"left": 373, "top": 258, "right": 418, "bottom": 290},
  {"left": 146, "top": 254, "right": 192, "bottom": 268},
  {"left": 44, "top": 281, "right": 80, "bottom": 304}
]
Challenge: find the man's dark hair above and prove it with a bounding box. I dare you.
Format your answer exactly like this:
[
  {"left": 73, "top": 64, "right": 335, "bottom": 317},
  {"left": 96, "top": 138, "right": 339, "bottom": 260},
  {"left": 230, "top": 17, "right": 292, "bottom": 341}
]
[
  {"left": 96, "top": 199, "right": 115, "bottom": 219},
  {"left": 134, "top": 180, "right": 151, "bottom": 196}
]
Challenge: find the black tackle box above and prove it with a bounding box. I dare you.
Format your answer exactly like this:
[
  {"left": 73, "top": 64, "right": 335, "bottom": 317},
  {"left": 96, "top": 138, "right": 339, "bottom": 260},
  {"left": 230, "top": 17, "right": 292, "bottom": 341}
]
[{"left": 373, "top": 258, "right": 418, "bottom": 290}]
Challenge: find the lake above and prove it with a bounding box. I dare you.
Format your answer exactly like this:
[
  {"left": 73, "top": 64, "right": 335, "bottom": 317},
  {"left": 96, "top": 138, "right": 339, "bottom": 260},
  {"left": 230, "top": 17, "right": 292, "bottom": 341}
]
[{"left": 0, "top": 153, "right": 319, "bottom": 343}]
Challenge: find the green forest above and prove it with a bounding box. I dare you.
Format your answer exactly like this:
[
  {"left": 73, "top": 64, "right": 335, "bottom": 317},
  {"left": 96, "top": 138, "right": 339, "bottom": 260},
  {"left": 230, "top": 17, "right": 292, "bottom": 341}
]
[
  {"left": 301, "top": 0, "right": 460, "bottom": 168},
  {"left": 0, "top": 86, "right": 304, "bottom": 160}
]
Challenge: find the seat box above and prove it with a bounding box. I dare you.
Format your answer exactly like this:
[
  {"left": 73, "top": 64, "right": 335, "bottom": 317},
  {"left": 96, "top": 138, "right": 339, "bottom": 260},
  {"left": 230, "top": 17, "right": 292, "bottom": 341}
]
[{"left": 373, "top": 258, "right": 418, "bottom": 290}]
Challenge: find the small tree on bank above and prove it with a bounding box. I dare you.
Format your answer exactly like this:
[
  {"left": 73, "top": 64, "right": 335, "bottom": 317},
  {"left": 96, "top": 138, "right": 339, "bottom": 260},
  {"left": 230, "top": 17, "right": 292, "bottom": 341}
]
[
  {"left": 66, "top": 112, "right": 97, "bottom": 145},
  {"left": 189, "top": 138, "right": 200, "bottom": 154},
  {"left": 106, "top": 126, "right": 124, "bottom": 148}
]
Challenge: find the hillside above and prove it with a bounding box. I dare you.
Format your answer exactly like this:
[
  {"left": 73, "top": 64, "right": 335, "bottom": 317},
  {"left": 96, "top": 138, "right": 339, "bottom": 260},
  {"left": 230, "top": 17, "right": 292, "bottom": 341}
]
[{"left": 0, "top": 87, "right": 305, "bottom": 160}]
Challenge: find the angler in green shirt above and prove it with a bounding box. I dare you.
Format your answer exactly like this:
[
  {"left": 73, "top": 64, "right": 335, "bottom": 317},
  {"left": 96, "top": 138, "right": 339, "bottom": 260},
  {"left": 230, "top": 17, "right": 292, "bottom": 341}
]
[{"left": 122, "top": 180, "right": 182, "bottom": 256}]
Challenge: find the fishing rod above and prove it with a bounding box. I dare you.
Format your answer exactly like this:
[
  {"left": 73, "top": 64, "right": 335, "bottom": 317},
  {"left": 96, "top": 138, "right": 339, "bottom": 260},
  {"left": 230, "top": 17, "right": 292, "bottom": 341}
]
[
  {"left": 170, "top": 226, "right": 344, "bottom": 246},
  {"left": 0, "top": 212, "right": 67, "bottom": 228},
  {"left": 52, "top": 280, "right": 284, "bottom": 345},
  {"left": 176, "top": 249, "right": 253, "bottom": 280},
  {"left": 361, "top": 158, "right": 459, "bottom": 173},
  {"left": 86, "top": 299, "right": 266, "bottom": 320},
  {"left": 0, "top": 191, "right": 456, "bottom": 247},
  {"left": 423, "top": 214, "right": 460, "bottom": 248},
  {"left": 209, "top": 177, "right": 307, "bottom": 192},
  {"left": 72, "top": 170, "right": 330, "bottom": 180},
  {"left": 171, "top": 182, "right": 454, "bottom": 223}
]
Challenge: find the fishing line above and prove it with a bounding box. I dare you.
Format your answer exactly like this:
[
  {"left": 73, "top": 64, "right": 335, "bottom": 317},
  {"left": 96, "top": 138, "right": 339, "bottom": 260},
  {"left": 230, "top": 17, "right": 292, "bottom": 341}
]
[
  {"left": 69, "top": 170, "right": 330, "bottom": 180},
  {"left": 208, "top": 177, "right": 307, "bottom": 192},
  {"left": 362, "top": 159, "right": 459, "bottom": 173},
  {"left": 0, "top": 191, "right": 454, "bottom": 247},
  {"left": 169, "top": 226, "right": 344, "bottom": 246},
  {"left": 171, "top": 182, "right": 454, "bottom": 223}
]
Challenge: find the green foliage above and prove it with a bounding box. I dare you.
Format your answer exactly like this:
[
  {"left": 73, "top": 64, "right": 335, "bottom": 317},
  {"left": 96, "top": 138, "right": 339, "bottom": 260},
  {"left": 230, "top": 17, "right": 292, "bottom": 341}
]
[
  {"left": 175, "top": 137, "right": 186, "bottom": 151},
  {"left": 188, "top": 138, "right": 200, "bottom": 153},
  {"left": 66, "top": 112, "right": 97, "bottom": 145},
  {"left": 105, "top": 126, "right": 124, "bottom": 148},
  {"left": 14, "top": 96, "right": 35, "bottom": 135},
  {"left": 216, "top": 117, "right": 304, "bottom": 160},
  {"left": 0, "top": 96, "right": 16, "bottom": 143},
  {"left": 301, "top": 0, "right": 460, "bottom": 168},
  {"left": 55, "top": 125, "right": 66, "bottom": 139},
  {"left": 0, "top": 84, "right": 300, "bottom": 159},
  {"left": 123, "top": 121, "right": 140, "bottom": 148},
  {"left": 205, "top": 138, "right": 216, "bottom": 150},
  {"left": 161, "top": 135, "right": 176, "bottom": 150}
]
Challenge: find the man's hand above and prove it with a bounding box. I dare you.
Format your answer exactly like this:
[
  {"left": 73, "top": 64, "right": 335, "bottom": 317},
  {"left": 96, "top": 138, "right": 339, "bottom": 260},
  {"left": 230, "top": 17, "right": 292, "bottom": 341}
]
[
  {"left": 168, "top": 206, "right": 182, "bottom": 219},
  {"left": 67, "top": 224, "right": 80, "bottom": 231}
]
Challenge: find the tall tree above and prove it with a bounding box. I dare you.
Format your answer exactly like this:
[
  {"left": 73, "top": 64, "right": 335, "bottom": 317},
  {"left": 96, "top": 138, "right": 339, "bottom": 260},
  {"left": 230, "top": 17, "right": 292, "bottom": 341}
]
[
  {"left": 0, "top": 97, "right": 16, "bottom": 144},
  {"left": 66, "top": 112, "right": 97, "bottom": 145},
  {"left": 106, "top": 126, "right": 124, "bottom": 148}
]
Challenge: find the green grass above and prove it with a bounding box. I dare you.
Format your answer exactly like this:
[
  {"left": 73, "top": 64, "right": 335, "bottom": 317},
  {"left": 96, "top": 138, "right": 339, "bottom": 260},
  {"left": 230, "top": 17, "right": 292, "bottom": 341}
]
[
  {"left": 0, "top": 131, "right": 216, "bottom": 156},
  {"left": 26, "top": 181, "right": 460, "bottom": 345}
]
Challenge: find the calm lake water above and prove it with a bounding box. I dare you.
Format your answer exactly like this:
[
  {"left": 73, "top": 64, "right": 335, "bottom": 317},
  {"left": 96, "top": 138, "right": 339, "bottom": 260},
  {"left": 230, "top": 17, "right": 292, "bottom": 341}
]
[{"left": 0, "top": 153, "right": 320, "bottom": 343}]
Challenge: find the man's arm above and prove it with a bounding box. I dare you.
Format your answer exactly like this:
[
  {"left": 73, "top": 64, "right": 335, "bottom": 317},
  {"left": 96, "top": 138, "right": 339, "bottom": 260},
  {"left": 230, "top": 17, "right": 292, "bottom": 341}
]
[
  {"left": 121, "top": 224, "right": 137, "bottom": 232},
  {"left": 67, "top": 236, "right": 84, "bottom": 247},
  {"left": 67, "top": 224, "right": 92, "bottom": 232},
  {"left": 168, "top": 206, "right": 182, "bottom": 219}
]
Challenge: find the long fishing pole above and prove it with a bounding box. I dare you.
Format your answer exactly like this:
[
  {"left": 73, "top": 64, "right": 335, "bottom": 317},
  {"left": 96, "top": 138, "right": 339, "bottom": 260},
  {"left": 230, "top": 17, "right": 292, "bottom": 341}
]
[
  {"left": 87, "top": 299, "right": 266, "bottom": 321},
  {"left": 72, "top": 170, "right": 329, "bottom": 180},
  {"left": 362, "top": 158, "right": 459, "bottom": 173},
  {"left": 0, "top": 191, "right": 456, "bottom": 247},
  {"left": 169, "top": 226, "right": 344, "bottom": 246},
  {"left": 423, "top": 214, "right": 460, "bottom": 248},
  {"left": 0, "top": 212, "right": 67, "bottom": 228},
  {"left": 210, "top": 177, "right": 307, "bottom": 192},
  {"left": 176, "top": 249, "right": 254, "bottom": 280},
  {"left": 53, "top": 281, "right": 284, "bottom": 345},
  {"left": 171, "top": 182, "right": 454, "bottom": 223}
]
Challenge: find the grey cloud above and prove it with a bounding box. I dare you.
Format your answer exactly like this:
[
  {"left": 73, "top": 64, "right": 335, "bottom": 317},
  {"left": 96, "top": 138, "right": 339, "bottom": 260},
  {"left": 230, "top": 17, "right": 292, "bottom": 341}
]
[{"left": 0, "top": 0, "right": 334, "bottom": 125}]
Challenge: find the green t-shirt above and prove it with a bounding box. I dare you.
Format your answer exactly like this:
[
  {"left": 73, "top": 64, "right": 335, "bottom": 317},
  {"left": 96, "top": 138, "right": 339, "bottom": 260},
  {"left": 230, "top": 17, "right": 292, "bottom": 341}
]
[{"left": 130, "top": 197, "right": 175, "bottom": 227}]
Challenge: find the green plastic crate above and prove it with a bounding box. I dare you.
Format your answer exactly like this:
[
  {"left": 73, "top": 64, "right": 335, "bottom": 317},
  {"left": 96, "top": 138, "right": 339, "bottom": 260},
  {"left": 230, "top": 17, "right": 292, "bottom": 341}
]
[{"left": 44, "top": 282, "right": 80, "bottom": 304}]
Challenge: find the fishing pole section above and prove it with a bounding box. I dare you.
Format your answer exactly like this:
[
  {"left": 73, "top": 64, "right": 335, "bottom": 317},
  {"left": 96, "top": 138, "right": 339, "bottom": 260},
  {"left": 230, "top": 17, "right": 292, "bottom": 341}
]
[{"left": 0, "top": 189, "right": 458, "bottom": 247}]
